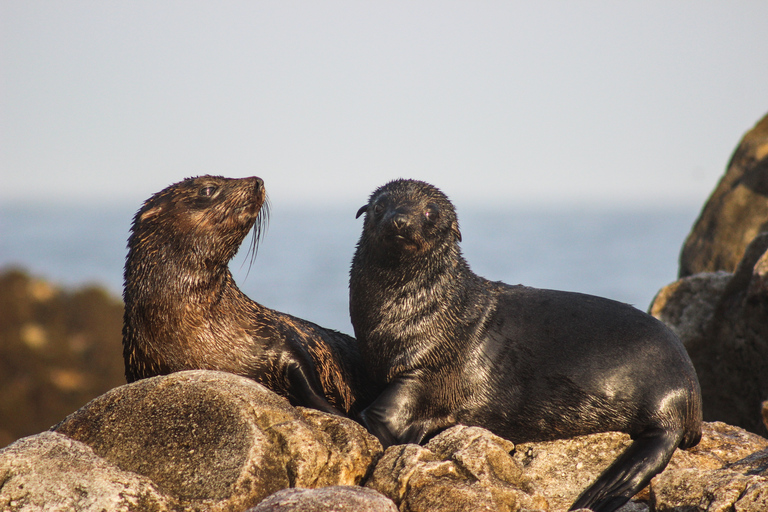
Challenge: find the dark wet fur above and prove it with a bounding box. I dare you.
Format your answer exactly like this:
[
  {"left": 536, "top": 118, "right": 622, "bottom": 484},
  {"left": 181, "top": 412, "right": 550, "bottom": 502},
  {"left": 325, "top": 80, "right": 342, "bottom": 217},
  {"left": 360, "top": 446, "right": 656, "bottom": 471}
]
[
  {"left": 123, "top": 175, "right": 375, "bottom": 418},
  {"left": 349, "top": 179, "right": 702, "bottom": 511}
]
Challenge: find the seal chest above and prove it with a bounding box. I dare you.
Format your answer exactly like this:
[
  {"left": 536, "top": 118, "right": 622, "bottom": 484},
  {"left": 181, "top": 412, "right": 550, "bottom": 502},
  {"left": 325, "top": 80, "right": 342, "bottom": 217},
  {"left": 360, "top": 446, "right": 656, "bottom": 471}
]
[{"left": 349, "top": 178, "right": 702, "bottom": 512}]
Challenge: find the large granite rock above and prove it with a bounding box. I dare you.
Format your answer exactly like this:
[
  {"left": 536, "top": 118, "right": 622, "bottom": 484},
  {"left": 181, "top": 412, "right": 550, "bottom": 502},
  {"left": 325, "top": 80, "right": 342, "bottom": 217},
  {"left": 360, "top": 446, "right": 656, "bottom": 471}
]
[
  {"left": 0, "top": 370, "right": 381, "bottom": 512},
  {"left": 679, "top": 112, "right": 768, "bottom": 278},
  {"left": 652, "top": 233, "right": 768, "bottom": 437}
]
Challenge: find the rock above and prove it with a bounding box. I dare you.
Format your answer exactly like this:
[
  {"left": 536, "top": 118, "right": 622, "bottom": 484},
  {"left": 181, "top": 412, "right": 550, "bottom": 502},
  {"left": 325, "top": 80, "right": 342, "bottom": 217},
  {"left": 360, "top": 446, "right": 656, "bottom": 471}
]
[
  {"left": 651, "top": 234, "right": 768, "bottom": 437},
  {"left": 8, "top": 370, "right": 382, "bottom": 511},
  {"left": 763, "top": 400, "right": 768, "bottom": 431},
  {"left": 248, "top": 486, "right": 397, "bottom": 511},
  {"left": 366, "top": 425, "right": 547, "bottom": 512},
  {"left": 513, "top": 422, "right": 768, "bottom": 511},
  {"left": 0, "top": 268, "right": 125, "bottom": 448},
  {"left": 664, "top": 421, "right": 768, "bottom": 472},
  {"left": 679, "top": 111, "right": 768, "bottom": 277},
  {"left": 0, "top": 431, "right": 177, "bottom": 511},
  {"left": 651, "top": 448, "right": 768, "bottom": 511},
  {"left": 512, "top": 431, "right": 633, "bottom": 511},
  {"left": 649, "top": 271, "right": 731, "bottom": 343}
]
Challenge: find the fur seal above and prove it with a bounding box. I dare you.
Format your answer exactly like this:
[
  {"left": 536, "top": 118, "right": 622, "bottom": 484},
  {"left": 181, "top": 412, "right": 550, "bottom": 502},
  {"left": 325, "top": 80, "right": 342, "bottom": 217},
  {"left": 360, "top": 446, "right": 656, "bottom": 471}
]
[
  {"left": 349, "top": 179, "right": 702, "bottom": 512},
  {"left": 123, "top": 175, "right": 374, "bottom": 418}
]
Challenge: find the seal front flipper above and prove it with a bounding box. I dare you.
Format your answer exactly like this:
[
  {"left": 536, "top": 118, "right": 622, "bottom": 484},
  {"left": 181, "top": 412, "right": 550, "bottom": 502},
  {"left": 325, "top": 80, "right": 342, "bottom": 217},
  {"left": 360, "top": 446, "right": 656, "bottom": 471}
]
[
  {"left": 361, "top": 377, "right": 439, "bottom": 447},
  {"left": 284, "top": 358, "right": 345, "bottom": 417},
  {"left": 569, "top": 427, "right": 682, "bottom": 512}
]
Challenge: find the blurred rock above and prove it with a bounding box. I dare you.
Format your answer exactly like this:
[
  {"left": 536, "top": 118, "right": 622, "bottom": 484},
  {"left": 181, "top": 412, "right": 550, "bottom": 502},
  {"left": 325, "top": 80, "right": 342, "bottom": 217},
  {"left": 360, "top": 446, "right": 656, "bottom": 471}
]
[
  {"left": 679, "top": 112, "right": 768, "bottom": 278},
  {"left": 652, "top": 234, "right": 768, "bottom": 436},
  {"left": 248, "top": 486, "right": 397, "bottom": 512},
  {"left": 0, "top": 267, "right": 125, "bottom": 448},
  {"left": 763, "top": 400, "right": 768, "bottom": 431}
]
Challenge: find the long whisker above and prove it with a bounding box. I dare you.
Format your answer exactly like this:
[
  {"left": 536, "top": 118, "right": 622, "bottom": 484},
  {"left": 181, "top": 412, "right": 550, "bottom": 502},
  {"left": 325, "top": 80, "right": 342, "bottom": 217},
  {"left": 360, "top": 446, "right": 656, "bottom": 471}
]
[{"left": 242, "top": 194, "right": 270, "bottom": 279}]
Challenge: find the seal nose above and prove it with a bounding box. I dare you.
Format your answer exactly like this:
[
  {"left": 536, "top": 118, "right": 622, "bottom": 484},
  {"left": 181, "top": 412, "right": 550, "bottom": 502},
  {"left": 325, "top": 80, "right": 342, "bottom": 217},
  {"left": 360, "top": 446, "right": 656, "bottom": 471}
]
[
  {"left": 253, "top": 177, "right": 264, "bottom": 190},
  {"left": 392, "top": 213, "right": 409, "bottom": 230}
]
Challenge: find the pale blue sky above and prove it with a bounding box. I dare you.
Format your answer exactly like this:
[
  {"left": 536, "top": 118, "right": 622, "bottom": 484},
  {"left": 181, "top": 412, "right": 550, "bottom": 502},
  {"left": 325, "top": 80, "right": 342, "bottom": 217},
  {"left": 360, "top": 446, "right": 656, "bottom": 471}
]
[{"left": 2, "top": 1, "right": 767, "bottom": 210}]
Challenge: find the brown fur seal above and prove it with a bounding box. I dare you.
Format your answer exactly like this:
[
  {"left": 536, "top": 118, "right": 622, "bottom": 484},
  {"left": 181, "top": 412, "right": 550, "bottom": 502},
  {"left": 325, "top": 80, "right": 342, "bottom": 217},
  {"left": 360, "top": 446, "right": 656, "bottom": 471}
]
[
  {"left": 123, "top": 175, "right": 374, "bottom": 418},
  {"left": 349, "top": 179, "right": 702, "bottom": 512}
]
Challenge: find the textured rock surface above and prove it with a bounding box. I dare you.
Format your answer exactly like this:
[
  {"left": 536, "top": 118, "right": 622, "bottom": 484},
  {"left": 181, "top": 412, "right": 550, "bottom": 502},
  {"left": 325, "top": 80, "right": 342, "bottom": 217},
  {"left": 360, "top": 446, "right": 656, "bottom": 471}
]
[
  {"left": 249, "top": 486, "right": 398, "bottom": 512},
  {"left": 366, "top": 425, "right": 548, "bottom": 512},
  {"left": 513, "top": 431, "right": 633, "bottom": 510},
  {"left": 679, "top": 111, "right": 768, "bottom": 277},
  {"left": 651, "top": 448, "right": 768, "bottom": 511},
  {"left": 652, "top": 234, "right": 768, "bottom": 436},
  {"left": 649, "top": 271, "right": 731, "bottom": 343},
  {"left": 0, "top": 431, "right": 176, "bottom": 511},
  {"left": 39, "top": 370, "right": 380, "bottom": 511}
]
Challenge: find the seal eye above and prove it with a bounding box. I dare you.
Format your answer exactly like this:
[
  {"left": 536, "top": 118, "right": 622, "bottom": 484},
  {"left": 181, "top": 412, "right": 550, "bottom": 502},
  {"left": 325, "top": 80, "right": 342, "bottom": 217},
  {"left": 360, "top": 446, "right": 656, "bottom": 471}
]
[
  {"left": 373, "top": 203, "right": 384, "bottom": 216},
  {"left": 425, "top": 206, "right": 439, "bottom": 223},
  {"left": 199, "top": 186, "right": 218, "bottom": 197}
]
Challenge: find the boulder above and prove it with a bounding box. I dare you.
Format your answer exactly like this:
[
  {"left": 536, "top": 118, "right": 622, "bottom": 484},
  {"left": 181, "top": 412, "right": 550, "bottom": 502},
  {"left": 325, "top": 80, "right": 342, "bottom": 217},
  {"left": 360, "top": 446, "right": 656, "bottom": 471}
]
[
  {"left": 679, "top": 112, "right": 768, "bottom": 277},
  {"left": 248, "top": 486, "right": 397, "bottom": 511},
  {"left": 652, "top": 234, "right": 768, "bottom": 436},
  {"left": 0, "top": 431, "right": 176, "bottom": 511},
  {"left": 0, "top": 370, "right": 381, "bottom": 512},
  {"left": 365, "top": 425, "right": 548, "bottom": 512}
]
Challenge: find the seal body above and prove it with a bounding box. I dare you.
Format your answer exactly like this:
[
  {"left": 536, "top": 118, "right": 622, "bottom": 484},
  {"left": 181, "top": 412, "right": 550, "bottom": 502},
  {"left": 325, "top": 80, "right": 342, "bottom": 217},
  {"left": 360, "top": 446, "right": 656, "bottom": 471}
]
[
  {"left": 123, "top": 175, "right": 374, "bottom": 418},
  {"left": 349, "top": 179, "right": 702, "bottom": 512}
]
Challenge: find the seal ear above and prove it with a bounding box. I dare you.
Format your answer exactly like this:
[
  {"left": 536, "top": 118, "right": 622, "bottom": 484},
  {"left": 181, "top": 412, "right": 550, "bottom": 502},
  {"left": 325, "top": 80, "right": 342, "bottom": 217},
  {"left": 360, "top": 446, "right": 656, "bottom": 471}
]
[
  {"left": 452, "top": 220, "right": 462, "bottom": 242},
  {"left": 355, "top": 205, "right": 368, "bottom": 219},
  {"left": 139, "top": 203, "right": 165, "bottom": 223}
]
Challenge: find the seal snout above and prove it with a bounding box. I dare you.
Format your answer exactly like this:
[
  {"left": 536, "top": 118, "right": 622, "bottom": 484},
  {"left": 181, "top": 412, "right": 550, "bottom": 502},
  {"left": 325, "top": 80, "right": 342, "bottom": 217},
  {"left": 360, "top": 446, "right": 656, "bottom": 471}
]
[{"left": 388, "top": 208, "right": 413, "bottom": 232}]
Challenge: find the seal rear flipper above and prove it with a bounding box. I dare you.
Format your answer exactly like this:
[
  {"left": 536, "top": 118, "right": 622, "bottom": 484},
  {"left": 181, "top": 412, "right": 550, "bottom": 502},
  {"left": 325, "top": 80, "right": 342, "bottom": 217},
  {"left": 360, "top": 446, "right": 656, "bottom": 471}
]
[{"left": 569, "top": 428, "right": 682, "bottom": 512}]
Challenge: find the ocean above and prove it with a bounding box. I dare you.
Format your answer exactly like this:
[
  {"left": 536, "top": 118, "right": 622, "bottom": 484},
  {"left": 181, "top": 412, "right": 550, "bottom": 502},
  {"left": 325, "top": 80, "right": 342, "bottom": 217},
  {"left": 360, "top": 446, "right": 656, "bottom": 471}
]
[{"left": 0, "top": 202, "right": 700, "bottom": 336}]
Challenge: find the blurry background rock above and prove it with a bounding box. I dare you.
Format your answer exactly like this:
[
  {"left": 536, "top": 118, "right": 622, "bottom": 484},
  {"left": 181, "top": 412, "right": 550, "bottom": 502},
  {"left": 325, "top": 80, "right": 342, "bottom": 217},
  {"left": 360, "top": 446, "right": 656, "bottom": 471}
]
[
  {"left": 0, "top": 267, "right": 125, "bottom": 448},
  {"left": 679, "top": 112, "right": 768, "bottom": 278},
  {"left": 652, "top": 112, "right": 768, "bottom": 438}
]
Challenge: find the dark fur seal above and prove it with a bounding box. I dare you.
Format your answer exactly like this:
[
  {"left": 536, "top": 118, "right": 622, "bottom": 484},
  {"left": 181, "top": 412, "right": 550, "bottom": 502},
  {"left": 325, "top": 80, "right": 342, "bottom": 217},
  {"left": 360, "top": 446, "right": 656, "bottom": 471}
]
[
  {"left": 123, "top": 175, "right": 373, "bottom": 418},
  {"left": 350, "top": 179, "right": 702, "bottom": 512}
]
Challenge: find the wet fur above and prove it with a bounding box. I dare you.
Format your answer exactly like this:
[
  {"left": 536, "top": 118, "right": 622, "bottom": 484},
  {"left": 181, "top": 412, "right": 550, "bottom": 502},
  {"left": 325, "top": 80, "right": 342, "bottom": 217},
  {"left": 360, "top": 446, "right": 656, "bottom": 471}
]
[
  {"left": 349, "top": 179, "right": 702, "bottom": 511},
  {"left": 123, "top": 175, "right": 374, "bottom": 417}
]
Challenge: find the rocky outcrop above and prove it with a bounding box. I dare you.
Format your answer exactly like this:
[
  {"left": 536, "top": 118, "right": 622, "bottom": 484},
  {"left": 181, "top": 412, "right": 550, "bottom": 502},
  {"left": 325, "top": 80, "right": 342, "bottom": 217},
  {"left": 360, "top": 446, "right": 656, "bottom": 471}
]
[
  {"left": 679, "top": 112, "right": 768, "bottom": 278},
  {"left": 0, "top": 268, "right": 125, "bottom": 448},
  {"left": 2, "top": 371, "right": 768, "bottom": 511},
  {"left": 0, "top": 371, "right": 381, "bottom": 512},
  {"left": 652, "top": 233, "right": 768, "bottom": 437}
]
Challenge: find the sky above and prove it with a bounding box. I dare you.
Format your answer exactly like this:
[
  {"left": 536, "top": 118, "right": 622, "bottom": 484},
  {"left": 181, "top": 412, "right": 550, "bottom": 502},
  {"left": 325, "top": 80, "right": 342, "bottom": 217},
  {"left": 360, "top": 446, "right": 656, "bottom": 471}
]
[{"left": 2, "top": 1, "right": 768, "bottom": 211}]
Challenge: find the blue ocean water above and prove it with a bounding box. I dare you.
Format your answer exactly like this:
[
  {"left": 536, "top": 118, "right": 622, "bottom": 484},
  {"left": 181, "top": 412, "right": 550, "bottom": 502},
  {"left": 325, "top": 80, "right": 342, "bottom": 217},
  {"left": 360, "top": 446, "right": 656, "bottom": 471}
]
[{"left": 0, "top": 202, "right": 699, "bottom": 336}]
